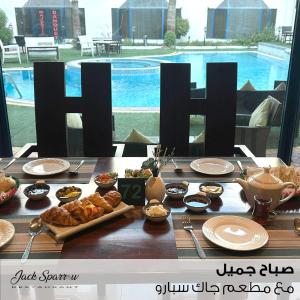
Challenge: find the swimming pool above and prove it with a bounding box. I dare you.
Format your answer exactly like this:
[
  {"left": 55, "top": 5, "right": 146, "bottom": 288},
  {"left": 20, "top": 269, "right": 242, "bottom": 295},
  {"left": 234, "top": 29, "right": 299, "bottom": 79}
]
[{"left": 4, "top": 52, "right": 289, "bottom": 107}]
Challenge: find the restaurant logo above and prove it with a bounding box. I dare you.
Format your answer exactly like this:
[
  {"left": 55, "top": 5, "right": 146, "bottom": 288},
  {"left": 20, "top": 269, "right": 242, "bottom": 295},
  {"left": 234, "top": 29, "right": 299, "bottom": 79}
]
[{"left": 10, "top": 270, "right": 79, "bottom": 286}]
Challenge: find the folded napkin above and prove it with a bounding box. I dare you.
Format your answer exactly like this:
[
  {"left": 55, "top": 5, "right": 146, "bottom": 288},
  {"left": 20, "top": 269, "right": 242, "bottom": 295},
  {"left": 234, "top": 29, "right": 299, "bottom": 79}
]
[{"left": 246, "top": 166, "right": 300, "bottom": 196}]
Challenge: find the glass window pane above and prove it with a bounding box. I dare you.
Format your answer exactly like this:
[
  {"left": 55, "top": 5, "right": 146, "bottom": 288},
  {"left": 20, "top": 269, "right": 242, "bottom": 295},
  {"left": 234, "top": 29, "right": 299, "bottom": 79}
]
[{"left": 0, "top": 0, "right": 296, "bottom": 157}]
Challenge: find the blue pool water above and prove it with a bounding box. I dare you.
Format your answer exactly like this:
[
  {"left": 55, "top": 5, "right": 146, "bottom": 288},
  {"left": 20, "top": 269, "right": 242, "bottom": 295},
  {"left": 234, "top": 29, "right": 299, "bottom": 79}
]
[{"left": 4, "top": 52, "right": 289, "bottom": 107}]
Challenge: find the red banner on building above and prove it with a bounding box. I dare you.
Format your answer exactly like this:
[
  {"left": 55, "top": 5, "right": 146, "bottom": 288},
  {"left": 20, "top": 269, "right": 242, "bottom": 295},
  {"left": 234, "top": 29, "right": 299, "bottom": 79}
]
[
  {"left": 38, "top": 10, "right": 45, "bottom": 35},
  {"left": 52, "top": 10, "right": 59, "bottom": 39}
]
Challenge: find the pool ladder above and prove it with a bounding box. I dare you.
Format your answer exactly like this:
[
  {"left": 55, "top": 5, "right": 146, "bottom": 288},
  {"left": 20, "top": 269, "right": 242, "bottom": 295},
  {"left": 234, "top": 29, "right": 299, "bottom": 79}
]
[{"left": 3, "top": 72, "right": 23, "bottom": 99}]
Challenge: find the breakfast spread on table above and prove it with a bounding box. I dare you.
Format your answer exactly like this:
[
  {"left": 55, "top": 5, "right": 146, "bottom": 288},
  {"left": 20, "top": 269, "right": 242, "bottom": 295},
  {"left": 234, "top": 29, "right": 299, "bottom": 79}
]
[
  {"left": 1, "top": 157, "right": 300, "bottom": 255},
  {"left": 40, "top": 191, "right": 121, "bottom": 226}
]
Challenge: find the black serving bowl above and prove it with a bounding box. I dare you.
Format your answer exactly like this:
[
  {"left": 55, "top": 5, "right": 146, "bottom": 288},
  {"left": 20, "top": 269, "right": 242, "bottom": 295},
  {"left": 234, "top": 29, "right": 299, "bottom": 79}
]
[
  {"left": 56, "top": 186, "right": 82, "bottom": 203},
  {"left": 165, "top": 182, "right": 188, "bottom": 199},
  {"left": 24, "top": 182, "right": 50, "bottom": 200}
]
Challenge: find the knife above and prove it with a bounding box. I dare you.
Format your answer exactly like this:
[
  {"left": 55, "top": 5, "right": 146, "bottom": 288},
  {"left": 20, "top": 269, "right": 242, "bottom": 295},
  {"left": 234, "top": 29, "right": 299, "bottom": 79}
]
[{"left": 3, "top": 158, "right": 16, "bottom": 170}]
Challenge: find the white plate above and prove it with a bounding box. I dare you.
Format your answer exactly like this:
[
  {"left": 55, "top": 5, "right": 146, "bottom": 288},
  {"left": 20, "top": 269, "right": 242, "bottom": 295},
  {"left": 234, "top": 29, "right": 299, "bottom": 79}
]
[
  {"left": 23, "top": 158, "right": 70, "bottom": 176},
  {"left": 202, "top": 216, "right": 269, "bottom": 251},
  {"left": 190, "top": 158, "right": 234, "bottom": 175},
  {"left": 0, "top": 220, "right": 15, "bottom": 248}
]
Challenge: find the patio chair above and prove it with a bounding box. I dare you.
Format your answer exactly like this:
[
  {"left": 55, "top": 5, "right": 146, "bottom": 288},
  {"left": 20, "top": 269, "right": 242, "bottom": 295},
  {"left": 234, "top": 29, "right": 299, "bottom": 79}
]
[
  {"left": 160, "top": 63, "right": 253, "bottom": 157},
  {"left": 25, "top": 37, "right": 59, "bottom": 62},
  {"left": 0, "top": 39, "right": 21, "bottom": 64},
  {"left": 17, "top": 62, "right": 123, "bottom": 157},
  {"left": 235, "top": 96, "right": 281, "bottom": 156},
  {"left": 14, "top": 35, "right": 26, "bottom": 53},
  {"left": 78, "top": 35, "right": 95, "bottom": 56}
]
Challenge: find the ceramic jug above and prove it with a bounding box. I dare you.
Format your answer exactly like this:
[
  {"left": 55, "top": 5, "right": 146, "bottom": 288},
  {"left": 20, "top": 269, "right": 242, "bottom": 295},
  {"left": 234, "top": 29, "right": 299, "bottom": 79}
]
[{"left": 234, "top": 167, "right": 297, "bottom": 210}]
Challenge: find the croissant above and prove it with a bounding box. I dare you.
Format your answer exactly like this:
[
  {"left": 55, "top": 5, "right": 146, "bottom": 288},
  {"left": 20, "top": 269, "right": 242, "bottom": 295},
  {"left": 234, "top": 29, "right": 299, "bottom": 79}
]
[
  {"left": 87, "top": 192, "right": 113, "bottom": 213},
  {"left": 40, "top": 207, "right": 80, "bottom": 226},
  {"left": 103, "top": 191, "right": 122, "bottom": 207},
  {"left": 71, "top": 204, "right": 104, "bottom": 223},
  {"left": 62, "top": 200, "right": 82, "bottom": 212},
  {"left": 80, "top": 198, "right": 93, "bottom": 207}
]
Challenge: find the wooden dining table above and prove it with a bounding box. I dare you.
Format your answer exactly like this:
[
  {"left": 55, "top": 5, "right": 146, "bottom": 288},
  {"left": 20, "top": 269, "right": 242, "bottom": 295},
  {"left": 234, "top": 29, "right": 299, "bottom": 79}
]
[{"left": 0, "top": 156, "right": 299, "bottom": 260}]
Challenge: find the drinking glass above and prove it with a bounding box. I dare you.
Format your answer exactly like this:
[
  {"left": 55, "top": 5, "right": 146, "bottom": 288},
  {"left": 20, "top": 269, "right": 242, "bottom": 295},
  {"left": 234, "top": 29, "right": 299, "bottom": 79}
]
[{"left": 252, "top": 195, "right": 272, "bottom": 226}]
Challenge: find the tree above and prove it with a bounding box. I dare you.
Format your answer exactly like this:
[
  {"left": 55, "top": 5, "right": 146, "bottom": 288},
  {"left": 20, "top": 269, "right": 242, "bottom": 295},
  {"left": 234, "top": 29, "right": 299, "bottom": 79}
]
[
  {"left": 0, "top": 8, "right": 13, "bottom": 44},
  {"left": 175, "top": 16, "right": 189, "bottom": 38},
  {"left": 164, "top": 31, "right": 176, "bottom": 47},
  {"left": 167, "top": 0, "right": 176, "bottom": 32}
]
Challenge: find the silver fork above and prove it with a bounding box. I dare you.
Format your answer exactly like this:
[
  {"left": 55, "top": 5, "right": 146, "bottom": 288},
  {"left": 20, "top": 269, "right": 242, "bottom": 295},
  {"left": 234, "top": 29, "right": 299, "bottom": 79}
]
[{"left": 182, "top": 216, "right": 206, "bottom": 259}]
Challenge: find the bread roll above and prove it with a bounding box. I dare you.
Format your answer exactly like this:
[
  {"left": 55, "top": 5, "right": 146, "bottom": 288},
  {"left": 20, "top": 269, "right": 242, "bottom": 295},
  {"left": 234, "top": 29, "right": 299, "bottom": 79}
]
[{"left": 0, "top": 177, "right": 16, "bottom": 192}]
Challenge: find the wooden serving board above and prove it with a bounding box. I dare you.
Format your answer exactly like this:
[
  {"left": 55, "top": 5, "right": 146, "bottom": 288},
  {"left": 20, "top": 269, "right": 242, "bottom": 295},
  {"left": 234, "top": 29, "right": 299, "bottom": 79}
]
[{"left": 45, "top": 202, "right": 134, "bottom": 240}]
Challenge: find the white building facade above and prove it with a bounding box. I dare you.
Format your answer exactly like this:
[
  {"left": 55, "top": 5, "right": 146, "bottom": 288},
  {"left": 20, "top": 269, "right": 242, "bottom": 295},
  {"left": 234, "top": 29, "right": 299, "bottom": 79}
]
[{"left": 0, "top": 0, "right": 297, "bottom": 42}]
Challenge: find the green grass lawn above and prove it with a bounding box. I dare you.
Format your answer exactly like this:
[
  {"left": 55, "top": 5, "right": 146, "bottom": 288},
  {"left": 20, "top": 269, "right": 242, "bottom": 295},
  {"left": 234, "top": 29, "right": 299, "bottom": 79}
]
[
  {"left": 7, "top": 103, "right": 281, "bottom": 149},
  {"left": 7, "top": 104, "right": 205, "bottom": 147},
  {"left": 3, "top": 48, "right": 175, "bottom": 68}
]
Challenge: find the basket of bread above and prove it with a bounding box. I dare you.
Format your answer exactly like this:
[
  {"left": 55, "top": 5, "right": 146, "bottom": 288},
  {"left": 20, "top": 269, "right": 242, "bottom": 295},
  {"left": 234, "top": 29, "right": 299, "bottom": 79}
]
[
  {"left": 40, "top": 191, "right": 133, "bottom": 240},
  {"left": 0, "top": 174, "right": 19, "bottom": 205}
]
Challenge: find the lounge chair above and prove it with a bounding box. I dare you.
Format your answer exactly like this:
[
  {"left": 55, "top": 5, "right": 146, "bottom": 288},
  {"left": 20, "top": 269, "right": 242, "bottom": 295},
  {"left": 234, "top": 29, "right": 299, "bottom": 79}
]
[
  {"left": 0, "top": 39, "right": 21, "bottom": 64},
  {"left": 235, "top": 96, "right": 281, "bottom": 156},
  {"left": 78, "top": 35, "right": 95, "bottom": 56},
  {"left": 25, "top": 37, "right": 59, "bottom": 61}
]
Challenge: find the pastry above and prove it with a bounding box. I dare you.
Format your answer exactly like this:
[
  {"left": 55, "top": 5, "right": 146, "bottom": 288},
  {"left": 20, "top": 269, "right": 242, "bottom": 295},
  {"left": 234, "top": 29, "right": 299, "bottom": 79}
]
[
  {"left": 62, "top": 200, "right": 83, "bottom": 212},
  {"left": 71, "top": 204, "right": 104, "bottom": 223},
  {"left": 103, "top": 191, "right": 122, "bottom": 207},
  {"left": 40, "top": 207, "right": 80, "bottom": 226},
  {"left": 80, "top": 198, "right": 93, "bottom": 207},
  {"left": 87, "top": 192, "right": 113, "bottom": 213}
]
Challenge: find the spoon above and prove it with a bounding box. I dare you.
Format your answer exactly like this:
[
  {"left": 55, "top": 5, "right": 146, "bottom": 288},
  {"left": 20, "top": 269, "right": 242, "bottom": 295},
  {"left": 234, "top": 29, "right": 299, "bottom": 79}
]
[
  {"left": 172, "top": 159, "right": 183, "bottom": 174},
  {"left": 69, "top": 159, "right": 85, "bottom": 176},
  {"left": 21, "top": 217, "right": 43, "bottom": 263},
  {"left": 294, "top": 218, "right": 300, "bottom": 235}
]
